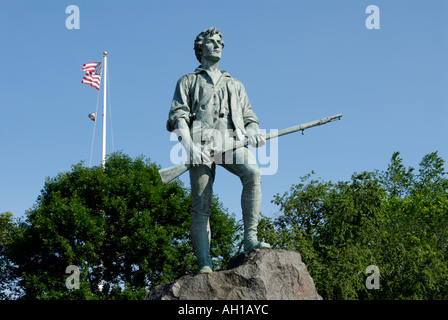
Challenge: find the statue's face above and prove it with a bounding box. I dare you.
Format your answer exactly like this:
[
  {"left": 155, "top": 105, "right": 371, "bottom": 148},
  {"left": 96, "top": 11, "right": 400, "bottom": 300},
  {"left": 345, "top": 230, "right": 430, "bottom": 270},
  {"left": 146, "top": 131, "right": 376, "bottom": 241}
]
[{"left": 201, "top": 33, "right": 223, "bottom": 63}]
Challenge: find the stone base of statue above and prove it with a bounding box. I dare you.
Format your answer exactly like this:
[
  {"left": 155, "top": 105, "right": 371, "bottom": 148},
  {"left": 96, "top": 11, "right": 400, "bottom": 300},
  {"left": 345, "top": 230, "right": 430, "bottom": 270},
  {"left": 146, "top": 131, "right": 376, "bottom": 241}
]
[{"left": 145, "top": 249, "right": 322, "bottom": 300}]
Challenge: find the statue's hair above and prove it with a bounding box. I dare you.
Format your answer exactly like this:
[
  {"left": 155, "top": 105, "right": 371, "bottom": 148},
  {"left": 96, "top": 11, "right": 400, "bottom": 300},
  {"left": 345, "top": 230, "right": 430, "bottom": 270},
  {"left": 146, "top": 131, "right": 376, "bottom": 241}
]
[{"left": 194, "top": 27, "right": 225, "bottom": 63}]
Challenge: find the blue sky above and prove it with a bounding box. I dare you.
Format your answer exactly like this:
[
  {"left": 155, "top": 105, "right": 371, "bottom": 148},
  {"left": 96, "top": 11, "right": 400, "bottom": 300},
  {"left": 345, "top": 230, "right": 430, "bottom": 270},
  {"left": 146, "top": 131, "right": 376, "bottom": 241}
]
[{"left": 1, "top": 0, "right": 447, "bottom": 222}]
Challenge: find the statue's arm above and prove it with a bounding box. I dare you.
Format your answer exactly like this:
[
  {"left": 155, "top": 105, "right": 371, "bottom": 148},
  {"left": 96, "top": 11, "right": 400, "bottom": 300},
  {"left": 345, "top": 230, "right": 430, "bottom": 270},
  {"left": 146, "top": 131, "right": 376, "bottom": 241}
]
[
  {"left": 236, "top": 81, "right": 265, "bottom": 148},
  {"left": 167, "top": 76, "right": 210, "bottom": 165},
  {"left": 174, "top": 119, "right": 210, "bottom": 165},
  {"left": 166, "top": 76, "right": 192, "bottom": 132}
]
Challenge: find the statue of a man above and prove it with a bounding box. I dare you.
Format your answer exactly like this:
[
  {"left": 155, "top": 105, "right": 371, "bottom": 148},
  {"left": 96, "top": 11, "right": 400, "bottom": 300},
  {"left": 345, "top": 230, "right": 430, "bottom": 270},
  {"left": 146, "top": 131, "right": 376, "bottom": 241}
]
[{"left": 166, "top": 27, "right": 270, "bottom": 274}]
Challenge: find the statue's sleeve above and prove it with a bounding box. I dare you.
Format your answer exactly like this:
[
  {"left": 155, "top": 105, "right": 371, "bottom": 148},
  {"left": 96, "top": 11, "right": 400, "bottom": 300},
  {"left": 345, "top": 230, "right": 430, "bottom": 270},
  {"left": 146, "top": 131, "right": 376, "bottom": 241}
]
[
  {"left": 166, "top": 75, "right": 191, "bottom": 132},
  {"left": 237, "top": 81, "right": 259, "bottom": 127}
]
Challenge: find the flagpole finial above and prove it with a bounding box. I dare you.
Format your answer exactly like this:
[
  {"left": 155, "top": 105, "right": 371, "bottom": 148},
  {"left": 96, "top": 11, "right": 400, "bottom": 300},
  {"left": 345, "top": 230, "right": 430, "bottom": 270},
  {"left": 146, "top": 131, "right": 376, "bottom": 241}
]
[{"left": 103, "top": 51, "right": 107, "bottom": 56}]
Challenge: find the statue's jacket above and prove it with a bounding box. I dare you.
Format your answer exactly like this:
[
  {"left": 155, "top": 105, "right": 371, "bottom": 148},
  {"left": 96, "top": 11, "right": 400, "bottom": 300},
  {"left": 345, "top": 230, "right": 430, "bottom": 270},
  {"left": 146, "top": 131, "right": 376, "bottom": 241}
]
[{"left": 167, "top": 67, "right": 259, "bottom": 142}]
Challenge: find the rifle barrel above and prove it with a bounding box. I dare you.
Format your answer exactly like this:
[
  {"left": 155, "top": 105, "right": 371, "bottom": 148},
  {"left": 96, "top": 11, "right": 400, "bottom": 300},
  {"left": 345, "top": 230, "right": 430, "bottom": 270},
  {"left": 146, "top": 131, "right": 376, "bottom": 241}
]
[
  {"left": 159, "top": 113, "right": 342, "bottom": 185},
  {"left": 266, "top": 114, "right": 342, "bottom": 140}
]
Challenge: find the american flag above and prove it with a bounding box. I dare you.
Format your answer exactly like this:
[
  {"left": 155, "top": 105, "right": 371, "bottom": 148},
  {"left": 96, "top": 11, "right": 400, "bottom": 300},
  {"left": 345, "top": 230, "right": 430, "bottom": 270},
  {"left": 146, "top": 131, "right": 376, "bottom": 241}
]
[{"left": 81, "top": 62, "right": 102, "bottom": 90}]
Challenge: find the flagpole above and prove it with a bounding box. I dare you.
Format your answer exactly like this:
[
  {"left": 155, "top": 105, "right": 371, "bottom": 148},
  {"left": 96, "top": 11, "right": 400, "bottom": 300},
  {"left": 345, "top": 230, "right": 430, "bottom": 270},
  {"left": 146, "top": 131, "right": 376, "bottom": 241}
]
[{"left": 101, "top": 51, "right": 107, "bottom": 168}]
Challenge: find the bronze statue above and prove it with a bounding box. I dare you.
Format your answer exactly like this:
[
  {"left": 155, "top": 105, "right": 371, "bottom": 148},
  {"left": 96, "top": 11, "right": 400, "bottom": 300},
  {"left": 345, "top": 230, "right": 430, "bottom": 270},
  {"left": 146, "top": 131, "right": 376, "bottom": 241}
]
[
  {"left": 164, "top": 27, "right": 342, "bottom": 274},
  {"left": 166, "top": 27, "right": 270, "bottom": 274}
]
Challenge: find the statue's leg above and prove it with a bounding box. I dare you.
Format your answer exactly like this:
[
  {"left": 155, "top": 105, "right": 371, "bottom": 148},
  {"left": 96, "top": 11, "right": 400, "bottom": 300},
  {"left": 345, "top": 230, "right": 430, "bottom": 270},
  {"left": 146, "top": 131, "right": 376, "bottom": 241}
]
[
  {"left": 221, "top": 147, "right": 271, "bottom": 251},
  {"left": 189, "top": 163, "right": 215, "bottom": 274}
]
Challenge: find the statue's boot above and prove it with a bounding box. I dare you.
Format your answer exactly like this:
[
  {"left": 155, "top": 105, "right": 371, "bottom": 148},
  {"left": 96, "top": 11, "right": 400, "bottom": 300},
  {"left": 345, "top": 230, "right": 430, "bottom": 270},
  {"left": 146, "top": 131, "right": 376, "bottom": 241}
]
[
  {"left": 242, "top": 185, "right": 271, "bottom": 252},
  {"left": 190, "top": 220, "right": 213, "bottom": 274}
]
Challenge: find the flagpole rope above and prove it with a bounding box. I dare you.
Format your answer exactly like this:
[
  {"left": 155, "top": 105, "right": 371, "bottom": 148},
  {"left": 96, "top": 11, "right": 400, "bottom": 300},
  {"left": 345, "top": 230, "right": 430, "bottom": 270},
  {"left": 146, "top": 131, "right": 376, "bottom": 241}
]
[
  {"left": 89, "top": 83, "right": 101, "bottom": 167},
  {"left": 107, "top": 64, "right": 115, "bottom": 153}
]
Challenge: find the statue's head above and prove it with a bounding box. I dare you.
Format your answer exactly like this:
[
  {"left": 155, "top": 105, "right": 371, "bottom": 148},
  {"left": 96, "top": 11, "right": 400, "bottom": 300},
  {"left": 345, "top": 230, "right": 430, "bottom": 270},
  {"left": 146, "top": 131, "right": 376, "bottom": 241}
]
[{"left": 194, "top": 27, "right": 225, "bottom": 64}]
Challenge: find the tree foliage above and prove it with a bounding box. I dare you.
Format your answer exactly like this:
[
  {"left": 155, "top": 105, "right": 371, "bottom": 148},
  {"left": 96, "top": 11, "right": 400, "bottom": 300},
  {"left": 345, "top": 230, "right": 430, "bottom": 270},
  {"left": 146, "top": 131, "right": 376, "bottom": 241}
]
[
  {"left": 260, "top": 152, "right": 448, "bottom": 299},
  {"left": 2, "top": 152, "right": 237, "bottom": 300},
  {"left": 0, "top": 211, "right": 18, "bottom": 299},
  {"left": 2, "top": 151, "right": 447, "bottom": 300}
]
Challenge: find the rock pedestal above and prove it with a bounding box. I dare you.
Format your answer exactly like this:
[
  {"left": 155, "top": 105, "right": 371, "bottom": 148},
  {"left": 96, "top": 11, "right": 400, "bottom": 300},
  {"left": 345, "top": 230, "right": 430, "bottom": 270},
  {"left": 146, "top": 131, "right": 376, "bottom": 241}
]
[{"left": 145, "top": 249, "right": 322, "bottom": 300}]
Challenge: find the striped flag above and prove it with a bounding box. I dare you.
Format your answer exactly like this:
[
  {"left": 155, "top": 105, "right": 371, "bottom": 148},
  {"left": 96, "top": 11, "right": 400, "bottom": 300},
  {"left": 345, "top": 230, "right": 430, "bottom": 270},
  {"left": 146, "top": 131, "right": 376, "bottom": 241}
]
[{"left": 82, "top": 62, "right": 102, "bottom": 90}]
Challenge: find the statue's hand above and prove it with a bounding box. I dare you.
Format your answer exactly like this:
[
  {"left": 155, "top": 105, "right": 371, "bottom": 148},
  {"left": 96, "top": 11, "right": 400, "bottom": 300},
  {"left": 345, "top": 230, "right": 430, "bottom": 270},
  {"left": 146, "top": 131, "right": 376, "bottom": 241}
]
[
  {"left": 190, "top": 145, "right": 212, "bottom": 166},
  {"left": 247, "top": 132, "right": 266, "bottom": 148},
  {"left": 246, "top": 125, "right": 266, "bottom": 148}
]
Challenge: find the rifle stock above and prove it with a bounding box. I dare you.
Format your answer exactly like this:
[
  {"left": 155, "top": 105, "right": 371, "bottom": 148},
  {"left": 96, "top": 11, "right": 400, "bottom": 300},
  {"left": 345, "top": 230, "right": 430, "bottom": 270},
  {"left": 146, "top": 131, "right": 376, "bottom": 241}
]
[
  {"left": 159, "top": 162, "right": 192, "bottom": 186},
  {"left": 159, "top": 114, "right": 342, "bottom": 185}
]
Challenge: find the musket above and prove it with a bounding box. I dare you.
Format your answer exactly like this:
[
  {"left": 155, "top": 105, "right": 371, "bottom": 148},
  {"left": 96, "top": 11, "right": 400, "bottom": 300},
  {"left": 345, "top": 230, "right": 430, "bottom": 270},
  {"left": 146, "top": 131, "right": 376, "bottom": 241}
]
[{"left": 159, "top": 114, "right": 343, "bottom": 185}]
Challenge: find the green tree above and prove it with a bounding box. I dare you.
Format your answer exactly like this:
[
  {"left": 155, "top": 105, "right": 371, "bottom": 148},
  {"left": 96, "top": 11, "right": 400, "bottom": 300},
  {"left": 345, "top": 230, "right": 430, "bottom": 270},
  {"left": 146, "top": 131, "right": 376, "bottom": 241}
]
[
  {"left": 0, "top": 211, "right": 19, "bottom": 299},
  {"left": 264, "top": 152, "right": 448, "bottom": 299},
  {"left": 375, "top": 152, "right": 448, "bottom": 299},
  {"left": 4, "top": 152, "right": 238, "bottom": 300}
]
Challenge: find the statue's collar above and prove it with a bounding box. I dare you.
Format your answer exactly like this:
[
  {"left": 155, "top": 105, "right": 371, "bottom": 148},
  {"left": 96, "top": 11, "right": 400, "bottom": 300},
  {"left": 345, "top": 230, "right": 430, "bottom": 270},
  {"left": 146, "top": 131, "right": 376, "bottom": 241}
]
[{"left": 193, "top": 66, "right": 231, "bottom": 77}]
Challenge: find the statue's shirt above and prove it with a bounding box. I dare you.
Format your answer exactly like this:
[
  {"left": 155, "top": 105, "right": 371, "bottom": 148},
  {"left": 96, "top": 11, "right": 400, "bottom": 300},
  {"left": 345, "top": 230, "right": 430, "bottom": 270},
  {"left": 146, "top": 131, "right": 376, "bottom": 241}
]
[{"left": 167, "top": 67, "right": 259, "bottom": 142}]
